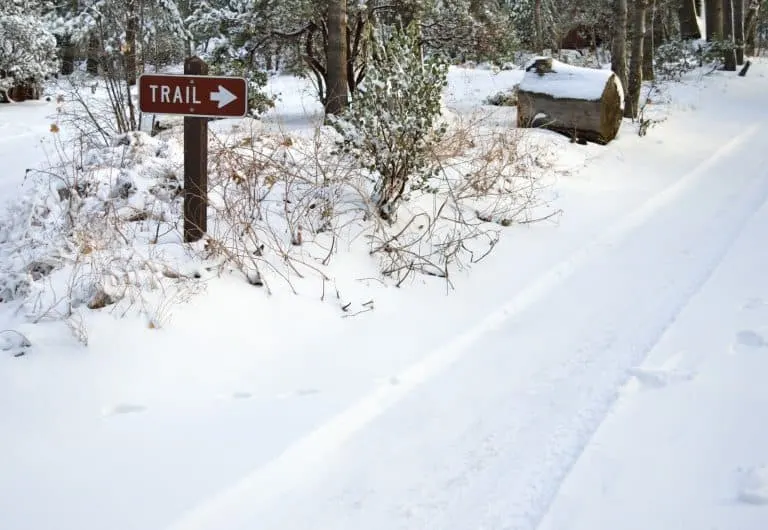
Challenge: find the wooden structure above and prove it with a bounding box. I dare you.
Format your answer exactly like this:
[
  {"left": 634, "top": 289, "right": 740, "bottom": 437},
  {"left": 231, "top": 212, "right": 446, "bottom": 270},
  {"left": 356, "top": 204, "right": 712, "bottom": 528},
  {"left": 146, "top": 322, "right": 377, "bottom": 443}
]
[{"left": 516, "top": 58, "right": 624, "bottom": 145}]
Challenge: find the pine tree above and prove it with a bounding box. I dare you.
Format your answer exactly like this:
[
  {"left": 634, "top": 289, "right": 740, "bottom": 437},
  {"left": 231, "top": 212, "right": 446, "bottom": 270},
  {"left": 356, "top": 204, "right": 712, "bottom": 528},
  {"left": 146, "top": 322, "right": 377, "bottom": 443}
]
[
  {"left": 46, "top": 0, "right": 189, "bottom": 80},
  {"left": 0, "top": 13, "right": 59, "bottom": 101},
  {"left": 333, "top": 22, "right": 448, "bottom": 221}
]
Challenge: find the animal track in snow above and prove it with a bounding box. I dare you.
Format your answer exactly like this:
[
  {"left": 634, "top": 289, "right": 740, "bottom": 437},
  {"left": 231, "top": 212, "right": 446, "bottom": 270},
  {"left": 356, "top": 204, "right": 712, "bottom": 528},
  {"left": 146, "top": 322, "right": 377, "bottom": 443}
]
[
  {"left": 103, "top": 403, "right": 147, "bottom": 417},
  {"left": 736, "top": 330, "right": 767, "bottom": 348},
  {"left": 729, "top": 330, "right": 768, "bottom": 354},
  {"left": 737, "top": 465, "right": 768, "bottom": 505},
  {"left": 627, "top": 367, "right": 695, "bottom": 389},
  {"left": 295, "top": 388, "right": 321, "bottom": 396},
  {"left": 742, "top": 298, "right": 768, "bottom": 311},
  {"left": 373, "top": 376, "right": 402, "bottom": 387},
  {"left": 276, "top": 388, "right": 321, "bottom": 399}
]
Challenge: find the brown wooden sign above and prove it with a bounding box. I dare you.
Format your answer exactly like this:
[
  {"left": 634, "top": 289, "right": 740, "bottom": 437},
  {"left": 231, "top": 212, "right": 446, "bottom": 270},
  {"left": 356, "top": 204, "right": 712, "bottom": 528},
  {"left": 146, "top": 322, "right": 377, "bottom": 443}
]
[{"left": 138, "top": 73, "right": 248, "bottom": 118}]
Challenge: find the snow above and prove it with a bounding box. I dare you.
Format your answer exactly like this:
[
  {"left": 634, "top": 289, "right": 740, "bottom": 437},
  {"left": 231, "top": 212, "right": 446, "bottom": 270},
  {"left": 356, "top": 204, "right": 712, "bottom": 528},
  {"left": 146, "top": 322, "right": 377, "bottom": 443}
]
[
  {"left": 0, "top": 99, "right": 56, "bottom": 199},
  {"left": 519, "top": 57, "right": 616, "bottom": 101},
  {"left": 538, "top": 175, "right": 768, "bottom": 530},
  {"left": 2, "top": 60, "right": 768, "bottom": 530}
]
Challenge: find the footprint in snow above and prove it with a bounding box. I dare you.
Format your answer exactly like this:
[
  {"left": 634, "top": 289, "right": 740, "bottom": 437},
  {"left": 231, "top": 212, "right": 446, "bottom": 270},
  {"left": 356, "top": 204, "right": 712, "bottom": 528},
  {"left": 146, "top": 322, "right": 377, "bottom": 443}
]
[
  {"left": 627, "top": 367, "right": 695, "bottom": 389},
  {"left": 729, "top": 330, "right": 768, "bottom": 354},
  {"left": 737, "top": 466, "right": 768, "bottom": 505},
  {"left": 276, "top": 388, "right": 321, "bottom": 399},
  {"left": 103, "top": 403, "right": 147, "bottom": 417},
  {"left": 742, "top": 298, "right": 768, "bottom": 311},
  {"left": 373, "top": 376, "right": 402, "bottom": 387}
]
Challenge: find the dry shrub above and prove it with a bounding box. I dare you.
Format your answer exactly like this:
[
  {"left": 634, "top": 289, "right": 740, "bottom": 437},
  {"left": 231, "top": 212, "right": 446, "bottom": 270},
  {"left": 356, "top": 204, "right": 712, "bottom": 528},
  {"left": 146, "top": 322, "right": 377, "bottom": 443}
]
[
  {"left": 0, "top": 94, "right": 564, "bottom": 343},
  {"left": 203, "top": 123, "right": 363, "bottom": 293},
  {"left": 0, "top": 128, "right": 202, "bottom": 343},
  {"left": 366, "top": 112, "right": 561, "bottom": 286},
  {"left": 203, "top": 111, "right": 562, "bottom": 290}
]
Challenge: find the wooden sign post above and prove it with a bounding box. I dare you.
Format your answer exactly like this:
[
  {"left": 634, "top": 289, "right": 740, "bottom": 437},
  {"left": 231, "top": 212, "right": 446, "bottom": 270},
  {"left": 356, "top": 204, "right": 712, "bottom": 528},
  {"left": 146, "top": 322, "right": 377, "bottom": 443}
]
[
  {"left": 137, "top": 58, "right": 248, "bottom": 243},
  {"left": 183, "top": 57, "right": 208, "bottom": 242}
]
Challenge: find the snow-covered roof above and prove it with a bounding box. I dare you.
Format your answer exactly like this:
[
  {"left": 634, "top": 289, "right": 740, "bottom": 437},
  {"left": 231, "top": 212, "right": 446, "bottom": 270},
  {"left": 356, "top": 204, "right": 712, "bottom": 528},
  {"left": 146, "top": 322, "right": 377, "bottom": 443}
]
[{"left": 519, "top": 58, "right": 615, "bottom": 101}]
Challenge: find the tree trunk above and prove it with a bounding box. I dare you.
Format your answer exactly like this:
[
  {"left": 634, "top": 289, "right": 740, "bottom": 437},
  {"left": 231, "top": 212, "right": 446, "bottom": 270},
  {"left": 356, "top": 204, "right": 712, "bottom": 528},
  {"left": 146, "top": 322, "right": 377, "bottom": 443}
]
[
  {"left": 125, "top": 0, "right": 138, "bottom": 86},
  {"left": 744, "top": 0, "right": 761, "bottom": 56},
  {"left": 626, "top": 0, "right": 648, "bottom": 119},
  {"left": 656, "top": 5, "right": 668, "bottom": 51},
  {"left": 325, "top": 0, "right": 349, "bottom": 116},
  {"left": 86, "top": 32, "right": 100, "bottom": 75},
  {"left": 534, "top": 0, "right": 544, "bottom": 52},
  {"left": 642, "top": 0, "right": 656, "bottom": 81},
  {"left": 660, "top": 1, "right": 673, "bottom": 42},
  {"left": 679, "top": 0, "right": 702, "bottom": 38},
  {"left": 612, "top": 0, "right": 629, "bottom": 99},
  {"left": 723, "top": 0, "right": 738, "bottom": 69},
  {"left": 705, "top": 0, "right": 724, "bottom": 41},
  {"left": 734, "top": 0, "right": 745, "bottom": 63},
  {"left": 60, "top": 34, "right": 76, "bottom": 75}
]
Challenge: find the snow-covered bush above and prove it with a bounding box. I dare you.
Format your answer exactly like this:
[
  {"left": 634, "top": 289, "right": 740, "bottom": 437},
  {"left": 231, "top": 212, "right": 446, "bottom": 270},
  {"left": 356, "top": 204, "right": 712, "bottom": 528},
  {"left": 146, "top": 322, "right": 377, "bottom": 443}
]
[
  {"left": 188, "top": 1, "right": 275, "bottom": 116},
  {"left": 420, "top": 0, "right": 517, "bottom": 64},
  {"left": 654, "top": 39, "right": 700, "bottom": 81},
  {"left": 333, "top": 23, "right": 449, "bottom": 221},
  {"left": 186, "top": 1, "right": 229, "bottom": 49},
  {"left": 0, "top": 127, "right": 202, "bottom": 338},
  {"left": 484, "top": 86, "right": 519, "bottom": 106},
  {"left": 206, "top": 113, "right": 559, "bottom": 288},
  {"left": 700, "top": 39, "right": 737, "bottom": 68},
  {"left": 0, "top": 15, "right": 58, "bottom": 98}
]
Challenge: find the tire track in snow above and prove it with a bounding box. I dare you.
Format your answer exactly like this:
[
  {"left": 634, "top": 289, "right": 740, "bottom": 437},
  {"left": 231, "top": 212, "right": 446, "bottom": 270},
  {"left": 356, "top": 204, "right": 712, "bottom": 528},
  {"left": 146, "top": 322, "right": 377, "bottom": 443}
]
[
  {"left": 163, "top": 124, "right": 764, "bottom": 530},
  {"left": 521, "top": 147, "right": 768, "bottom": 530},
  {"left": 282, "top": 127, "right": 768, "bottom": 530}
]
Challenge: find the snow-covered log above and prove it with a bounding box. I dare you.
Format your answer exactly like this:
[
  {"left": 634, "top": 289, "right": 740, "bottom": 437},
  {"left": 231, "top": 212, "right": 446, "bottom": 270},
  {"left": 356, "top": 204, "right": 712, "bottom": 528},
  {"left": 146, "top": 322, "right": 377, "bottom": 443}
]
[{"left": 516, "top": 58, "right": 624, "bottom": 145}]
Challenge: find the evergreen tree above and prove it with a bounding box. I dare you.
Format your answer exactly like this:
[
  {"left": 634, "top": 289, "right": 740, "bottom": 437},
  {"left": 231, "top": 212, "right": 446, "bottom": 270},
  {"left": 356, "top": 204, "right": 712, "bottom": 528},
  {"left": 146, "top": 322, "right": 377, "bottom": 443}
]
[
  {"left": 333, "top": 22, "right": 448, "bottom": 220},
  {"left": 0, "top": 1, "right": 59, "bottom": 100}
]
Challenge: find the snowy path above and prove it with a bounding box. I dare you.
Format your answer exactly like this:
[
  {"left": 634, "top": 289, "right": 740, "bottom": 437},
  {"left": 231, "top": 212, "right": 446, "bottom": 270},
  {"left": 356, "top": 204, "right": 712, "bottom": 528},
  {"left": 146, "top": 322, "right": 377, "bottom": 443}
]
[
  {"left": 161, "top": 124, "right": 768, "bottom": 528},
  {"left": 538, "top": 179, "right": 768, "bottom": 529}
]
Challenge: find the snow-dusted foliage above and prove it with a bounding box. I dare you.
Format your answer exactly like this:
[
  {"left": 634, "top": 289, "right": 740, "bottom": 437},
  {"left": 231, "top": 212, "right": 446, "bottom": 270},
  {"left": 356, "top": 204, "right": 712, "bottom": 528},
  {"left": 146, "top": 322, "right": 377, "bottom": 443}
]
[
  {"left": 45, "top": 0, "right": 189, "bottom": 71},
  {"left": 0, "top": 0, "right": 50, "bottom": 16},
  {"left": 422, "top": 0, "right": 517, "bottom": 62},
  {"left": 0, "top": 15, "right": 59, "bottom": 92},
  {"left": 186, "top": 1, "right": 233, "bottom": 45},
  {"left": 655, "top": 39, "right": 701, "bottom": 81},
  {"left": 187, "top": 0, "right": 313, "bottom": 64},
  {"left": 48, "top": 0, "right": 188, "bottom": 47},
  {"left": 507, "top": 0, "right": 611, "bottom": 52},
  {"left": 187, "top": 1, "right": 275, "bottom": 115},
  {"left": 205, "top": 43, "right": 274, "bottom": 116},
  {"left": 0, "top": 93, "right": 557, "bottom": 330},
  {"left": 0, "top": 129, "right": 195, "bottom": 329},
  {"left": 333, "top": 23, "right": 448, "bottom": 221}
]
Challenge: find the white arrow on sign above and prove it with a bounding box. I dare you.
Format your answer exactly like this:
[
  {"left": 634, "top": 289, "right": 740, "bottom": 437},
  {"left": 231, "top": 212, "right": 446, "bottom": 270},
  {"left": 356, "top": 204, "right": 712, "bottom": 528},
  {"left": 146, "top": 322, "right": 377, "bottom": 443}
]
[{"left": 210, "top": 85, "right": 238, "bottom": 108}]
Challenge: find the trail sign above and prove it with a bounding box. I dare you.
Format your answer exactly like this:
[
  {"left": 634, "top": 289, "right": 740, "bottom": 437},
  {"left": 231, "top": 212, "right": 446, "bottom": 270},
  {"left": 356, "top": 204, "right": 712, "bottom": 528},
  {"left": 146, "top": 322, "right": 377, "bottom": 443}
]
[{"left": 138, "top": 73, "right": 248, "bottom": 118}]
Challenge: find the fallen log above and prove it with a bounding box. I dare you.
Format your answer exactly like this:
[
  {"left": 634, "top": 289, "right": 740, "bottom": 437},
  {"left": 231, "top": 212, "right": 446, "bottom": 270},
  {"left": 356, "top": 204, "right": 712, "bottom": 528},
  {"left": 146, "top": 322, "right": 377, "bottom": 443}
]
[{"left": 516, "top": 57, "right": 624, "bottom": 145}]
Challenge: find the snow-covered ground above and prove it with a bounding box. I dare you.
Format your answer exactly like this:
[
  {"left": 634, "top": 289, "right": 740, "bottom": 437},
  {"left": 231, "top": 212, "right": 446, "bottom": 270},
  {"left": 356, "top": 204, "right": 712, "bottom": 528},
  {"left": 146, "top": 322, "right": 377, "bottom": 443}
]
[{"left": 1, "top": 62, "right": 768, "bottom": 530}]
